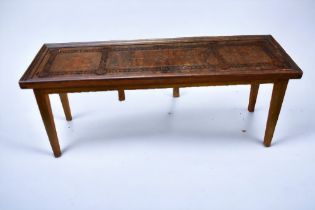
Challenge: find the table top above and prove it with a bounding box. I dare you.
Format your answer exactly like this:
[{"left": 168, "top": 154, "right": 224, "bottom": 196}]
[{"left": 19, "top": 35, "right": 302, "bottom": 89}]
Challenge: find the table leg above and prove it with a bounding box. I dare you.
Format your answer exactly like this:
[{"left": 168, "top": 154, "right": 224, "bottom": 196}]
[
  {"left": 263, "top": 80, "right": 288, "bottom": 147},
  {"left": 248, "top": 84, "right": 259, "bottom": 112},
  {"left": 34, "top": 90, "right": 61, "bottom": 157},
  {"left": 118, "top": 89, "right": 125, "bottom": 101},
  {"left": 59, "top": 93, "right": 72, "bottom": 121},
  {"left": 173, "top": 87, "right": 180, "bottom": 97}
]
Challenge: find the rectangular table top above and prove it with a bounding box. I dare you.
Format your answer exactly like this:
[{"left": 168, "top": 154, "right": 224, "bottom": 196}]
[{"left": 19, "top": 35, "right": 302, "bottom": 89}]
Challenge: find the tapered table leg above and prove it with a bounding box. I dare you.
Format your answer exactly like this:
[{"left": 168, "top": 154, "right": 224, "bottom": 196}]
[
  {"left": 59, "top": 93, "right": 72, "bottom": 121},
  {"left": 34, "top": 90, "right": 61, "bottom": 157},
  {"left": 248, "top": 84, "right": 259, "bottom": 112},
  {"left": 263, "top": 80, "right": 288, "bottom": 147},
  {"left": 118, "top": 89, "right": 125, "bottom": 101},
  {"left": 173, "top": 87, "right": 180, "bottom": 98}
]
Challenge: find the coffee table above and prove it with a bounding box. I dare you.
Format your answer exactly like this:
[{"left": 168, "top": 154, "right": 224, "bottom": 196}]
[{"left": 19, "top": 35, "right": 303, "bottom": 157}]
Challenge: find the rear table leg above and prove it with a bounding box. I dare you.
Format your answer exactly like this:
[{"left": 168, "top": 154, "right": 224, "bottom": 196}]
[
  {"left": 248, "top": 84, "right": 259, "bottom": 112},
  {"left": 118, "top": 89, "right": 125, "bottom": 101},
  {"left": 173, "top": 87, "right": 180, "bottom": 98},
  {"left": 59, "top": 93, "right": 72, "bottom": 121}
]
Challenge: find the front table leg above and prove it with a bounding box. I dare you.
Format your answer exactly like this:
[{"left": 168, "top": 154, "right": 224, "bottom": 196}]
[
  {"left": 34, "top": 90, "right": 61, "bottom": 157},
  {"left": 264, "top": 80, "right": 288, "bottom": 147}
]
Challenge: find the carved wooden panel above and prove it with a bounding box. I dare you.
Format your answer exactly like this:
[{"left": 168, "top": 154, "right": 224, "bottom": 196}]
[{"left": 35, "top": 40, "right": 288, "bottom": 79}]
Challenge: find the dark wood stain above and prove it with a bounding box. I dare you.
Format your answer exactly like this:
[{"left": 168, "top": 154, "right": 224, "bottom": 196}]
[{"left": 19, "top": 35, "right": 303, "bottom": 157}]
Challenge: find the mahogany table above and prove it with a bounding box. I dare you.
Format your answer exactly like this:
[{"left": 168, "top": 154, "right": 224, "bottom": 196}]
[{"left": 19, "top": 35, "right": 303, "bottom": 157}]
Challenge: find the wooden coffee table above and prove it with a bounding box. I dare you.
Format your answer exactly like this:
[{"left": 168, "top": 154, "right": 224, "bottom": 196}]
[{"left": 19, "top": 35, "right": 303, "bottom": 157}]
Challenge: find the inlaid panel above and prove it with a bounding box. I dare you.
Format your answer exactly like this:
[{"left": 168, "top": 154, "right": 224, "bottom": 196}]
[
  {"left": 106, "top": 45, "right": 220, "bottom": 70},
  {"left": 50, "top": 51, "right": 102, "bottom": 72},
  {"left": 217, "top": 44, "right": 272, "bottom": 64}
]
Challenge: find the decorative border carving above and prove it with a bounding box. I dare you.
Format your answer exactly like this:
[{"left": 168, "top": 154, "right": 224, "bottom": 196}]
[{"left": 95, "top": 49, "right": 108, "bottom": 75}]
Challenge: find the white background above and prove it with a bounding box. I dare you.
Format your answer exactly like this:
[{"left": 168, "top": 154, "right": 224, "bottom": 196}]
[{"left": 0, "top": 0, "right": 314, "bottom": 209}]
